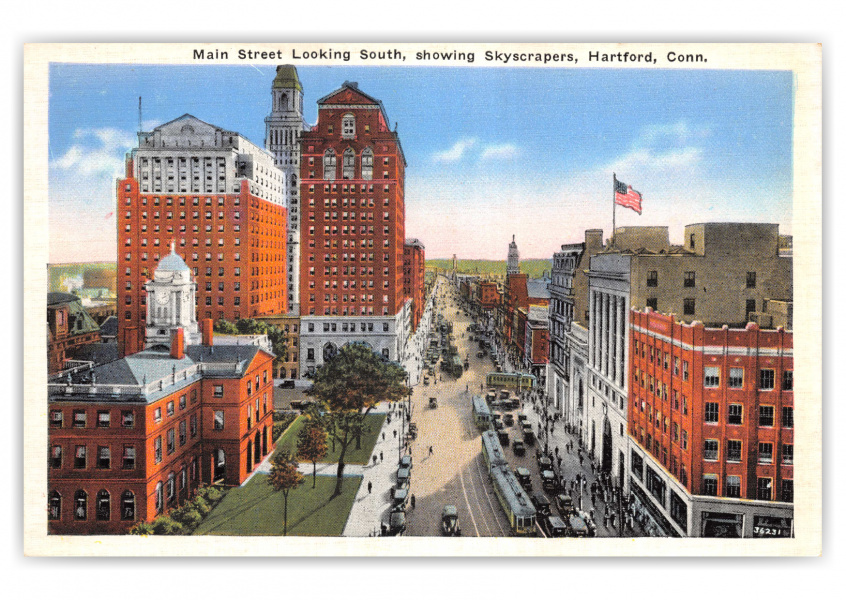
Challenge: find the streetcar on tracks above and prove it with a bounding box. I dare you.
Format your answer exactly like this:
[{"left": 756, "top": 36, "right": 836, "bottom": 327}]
[
  {"left": 490, "top": 464, "right": 537, "bottom": 536},
  {"left": 472, "top": 395, "right": 492, "bottom": 429},
  {"left": 481, "top": 429, "right": 508, "bottom": 473},
  {"left": 485, "top": 372, "right": 537, "bottom": 391}
]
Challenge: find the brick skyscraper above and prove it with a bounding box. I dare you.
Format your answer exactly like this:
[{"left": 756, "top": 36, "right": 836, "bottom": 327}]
[
  {"left": 117, "top": 115, "right": 287, "bottom": 355},
  {"left": 298, "top": 81, "right": 411, "bottom": 373}
]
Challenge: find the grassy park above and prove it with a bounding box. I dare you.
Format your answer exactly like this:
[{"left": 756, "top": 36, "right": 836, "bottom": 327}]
[
  {"left": 193, "top": 473, "right": 361, "bottom": 536},
  {"left": 272, "top": 413, "right": 387, "bottom": 465}
]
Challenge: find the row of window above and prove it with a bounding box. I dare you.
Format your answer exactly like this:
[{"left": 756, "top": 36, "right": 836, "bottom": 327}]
[
  {"left": 701, "top": 474, "right": 792, "bottom": 502},
  {"left": 307, "top": 253, "right": 393, "bottom": 264},
  {"left": 645, "top": 270, "right": 757, "bottom": 289},
  {"left": 125, "top": 252, "right": 243, "bottom": 262},
  {"left": 50, "top": 409, "right": 135, "bottom": 429},
  {"left": 307, "top": 183, "right": 388, "bottom": 194},
  {"left": 125, "top": 194, "right": 240, "bottom": 207},
  {"left": 704, "top": 366, "right": 793, "bottom": 391},
  {"left": 126, "top": 210, "right": 242, "bottom": 221},
  {"left": 153, "top": 417, "right": 200, "bottom": 463},
  {"left": 49, "top": 490, "right": 137, "bottom": 522},
  {"left": 51, "top": 444, "right": 140, "bottom": 470},
  {"left": 702, "top": 439, "right": 794, "bottom": 465}
]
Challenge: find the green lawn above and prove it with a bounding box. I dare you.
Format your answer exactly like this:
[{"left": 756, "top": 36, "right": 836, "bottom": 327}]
[
  {"left": 193, "top": 473, "right": 361, "bottom": 536},
  {"left": 273, "top": 413, "right": 386, "bottom": 465}
]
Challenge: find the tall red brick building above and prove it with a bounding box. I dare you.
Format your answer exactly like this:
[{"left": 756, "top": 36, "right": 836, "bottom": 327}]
[
  {"left": 628, "top": 308, "right": 793, "bottom": 537},
  {"left": 298, "top": 81, "right": 411, "bottom": 373},
  {"left": 117, "top": 115, "right": 287, "bottom": 356},
  {"left": 403, "top": 239, "right": 425, "bottom": 332}
]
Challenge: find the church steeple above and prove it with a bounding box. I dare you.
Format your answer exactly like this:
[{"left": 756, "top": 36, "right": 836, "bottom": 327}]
[{"left": 507, "top": 235, "right": 520, "bottom": 275}]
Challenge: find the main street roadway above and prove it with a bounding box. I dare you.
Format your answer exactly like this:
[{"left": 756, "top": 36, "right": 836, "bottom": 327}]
[{"left": 403, "top": 276, "right": 546, "bottom": 537}]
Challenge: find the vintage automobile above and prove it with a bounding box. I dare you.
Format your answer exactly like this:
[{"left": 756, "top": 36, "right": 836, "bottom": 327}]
[
  {"left": 515, "top": 466, "right": 533, "bottom": 491},
  {"left": 423, "top": 375, "right": 430, "bottom": 385},
  {"left": 522, "top": 423, "right": 535, "bottom": 444},
  {"left": 541, "top": 470, "right": 558, "bottom": 492},
  {"left": 442, "top": 505, "right": 461, "bottom": 536},
  {"left": 567, "top": 514, "right": 590, "bottom": 537},
  {"left": 396, "top": 467, "right": 411, "bottom": 489},
  {"left": 387, "top": 510, "right": 406, "bottom": 536},
  {"left": 512, "top": 439, "right": 526, "bottom": 456},
  {"left": 429, "top": 397, "right": 438, "bottom": 409},
  {"left": 531, "top": 491, "right": 552, "bottom": 517},
  {"left": 497, "top": 429, "right": 509, "bottom": 446},
  {"left": 503, "top": 413, "right": 515, "bottom": 427},
  {"left": 517, "top": 412, "right": 528, "bottom": 424},
  {"left": 537, "top": 454, "right": 553, "bottom": 471},
  {"left": 541, "top": 515, "right": 568, "bottom": 538},
  {"left": 408, "top": 423, "right": 418, "bottom": 440},
  {"left": 400, "top": 455, "right": 413, "bottom": 471},
  {"left": 392, "top": 487, "right": 409, "bottom": 511},
  {"left": 277, "top": 380, "right": 296, "bottom": 389},
  {"left": 476, "top": 350, "right": 485, "bottom": 359},
  {"left": 555, "top": 493, "right": 575, "bottom": 516}
]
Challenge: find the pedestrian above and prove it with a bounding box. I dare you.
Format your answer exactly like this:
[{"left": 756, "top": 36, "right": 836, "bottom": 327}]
[
  {"left": 382, "top": 432, "right": 386, "bottom": 441},
  {"left": 380, "top": 451, "right": 383, "bottom": 462},
  {"left": 604, "top": 514, "right": 609, "bottom": 528},
  {"left": 393, "top": 429, "right": 397, "bottom": 439},
  {"left": 610, "top": 512, "right": 617, "bottom": 528},
  {"left": 367, "top": 481, "right": 372, "bottom": 494},
  {"left": 429, "top": 445, "right": 434, "bottom": 456},
  {"left": 555, "top": 446, "right": 559, "bottom": 456},
  {"left": 579, "top": 455, "right": 584, "bottom": 466},
  {"left": 591, "top": 492, "right": 596, "bottom": 507},
  {"left": 590, "top": 507, "right": 595, "bottom": 522},
  {"left": 373, "top": 455, "right": 378, "bottom": 465},
  {"left": 557, "top": 456, "right": 562, "bottom": 469},
  {"left": 411, "top": 494, "right": 416, "bottom": 509}
]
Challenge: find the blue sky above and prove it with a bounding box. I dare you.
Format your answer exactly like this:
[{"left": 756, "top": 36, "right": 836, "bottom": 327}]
[{"left": 48, "top": 64, "right": 793, "bottom": 262}]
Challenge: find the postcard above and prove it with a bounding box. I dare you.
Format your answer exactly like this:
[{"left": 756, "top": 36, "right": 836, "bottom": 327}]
[{"left": 23, "top": 42, "right": 821, "bottom": 556}]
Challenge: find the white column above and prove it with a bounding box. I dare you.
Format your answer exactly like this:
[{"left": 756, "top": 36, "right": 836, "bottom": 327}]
[
  {"left": 618, "top": 296, "right": 626, "bottom": 389},
  {"left": 603, "top": 293, "right": 611, "bottom": 378}
]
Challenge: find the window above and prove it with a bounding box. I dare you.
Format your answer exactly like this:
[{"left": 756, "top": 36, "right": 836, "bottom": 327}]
[
  {"left": 727, "top": 439, "right": 742, "bottom": 462},
  {"left": 213, "top": 385, "right": 223, "bottom": 398},
  {"left": 646, "top": 271, "right": 658, "bottom": 287},
  {"left": 704, "top": 366, "right": 720, "bottom": 388},
  {"left": 782, "top": 480, "right": 794, "bottom": 503},
  {"left": 746, "top": 299, "right": 756, "bottom": 315},
  {"left": 703, "top": 439, "right": 719, "bottom": 461},
  {"left": 166, "top": 428, "right": 175, "bottom": 454},
  {"left": 758, "top": 442, "right": 773, "bottom": 464},
  {"left": 342, "top": 114, "right": 355, "bottom": 138},
  {"left": 122, "top": 491, "right": 136, "bottom": 521},
  {"left": 167, "top": 473, "right": 175, "bottom": 501},
  {"left": 728, "top": 404, "right": 743, "bottom": 425},
  {"left": 682, "top": 360, "right": 689, "bottom": 382},
  {"left": 783, "top": 370, "right": 793, "bottom": 391},
  {"left": 782, "top": 443, "right": 794, "bottom": 465},
  {"left": 361, "top": 148, "right": 373, "bottom": 180},
  {"left": 726, "top": 476, "right": 741, "bottom": 498},
  {"left": 746, "top": 271, "right": 757, "bottom": 288},
  {"left": 50, "top": 410, "right": 63, "bottom": 428},
  {"left": 96, "top": 490, "right": 111, "bottom": 521},
  {"left": 683, "top": 298, "right": 695, "bottom": 315},
  {"left": 684, "top": 271, "right": 695, "bottom": 287},
  {"left": 190, "top": 414, "right": 198, "bottom": 438},
  {"left": 323, "top": 149, "right": 336, "bottom": 181},
  {"left": 73, "top": 410, "right": 87, "bottom": 428},
  {"left": 74, "top": 491, "right": 88, "bottom": 520},
  {"left": 704, "top": 402, "right": 719, "bottom": 423},
  {"left": 782, "top": 406, "right": 794, "bottom": 428},
  {"left": 155, "top": 482, "right": 164, "bottom": 514},
  {"left": 97, "top": 446, "right": 111, "bottom": 469},
  {"left": 74, "top": 445, "right": 87, "bottom": 469},
  {"left": 759, "top": 369, "right": 775, "bottom": 390},
  {"left": 702, "top": 475, "right": 718, "bottom": 496},
  {"left": 50, "top": 445, "right": 62, "bottom": 469},
  {"left": 759, "top": 406, "right": 775, "bottom": 427},
  {"left": 154, "top": 437, "right": 162, "bottom": 464},
  {"left": 122, "top": 410, "right": 135, "bottom": 428},
  {"left": 757, "top": 477, "right": 772, "bottom": 500},
  {"left": 343, "top": 148, "right": 355, "bottom": 179},
  {"left": 49, "top": 491, "right": 61, "bottom": 520},
  {"left": 154, "top": 407, "right": 162, "bottom": 423},
  {"left": 214, "top": 410, "right": 225, "bottom": 430},
  {"left": 122, "top": 446, "right": 136, "bottom": 470},
  {"left": 179, "top": 421, "right": 187, "bottom": 445},
  {"left": 728, "top": 368, "right": 743, "bottom": 389}
]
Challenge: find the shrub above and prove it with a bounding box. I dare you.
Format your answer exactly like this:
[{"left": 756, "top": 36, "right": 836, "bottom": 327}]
[
  {"left": 129, "top": 522, "right": 155, "bottom": 535},
  {"left": 204, "top": 487, "right": 223, "bottom": 503},
  {"left": 180, "top": 509, "right": 203, "bottom": 530},
  {"left": 153, "top": 515, "right": 184, "bottom": 535},
  {"left": 191, "top": 496, "right": 211, "bottom": 516}
]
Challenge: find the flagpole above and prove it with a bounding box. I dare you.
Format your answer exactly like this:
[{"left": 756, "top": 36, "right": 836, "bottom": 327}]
[{"left": 612, "top": 172, "right": 616, "bottom": 249}]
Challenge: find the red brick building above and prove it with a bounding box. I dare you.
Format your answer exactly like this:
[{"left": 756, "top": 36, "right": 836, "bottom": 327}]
[
  {"left": 47, "top": 293, "right": 102, "bottom": 373},
  {"left": 627, "top": 308, "right": 794, "bottom": 537},
  {"left": 298, "top": 81, "right": 411, "bottom": 371},
  {"left": 478, "top": 281, "right": 501, "bottom": 312},
  {"left": 403, "top": 239, "right": 425, "bottom": 332},
  {"left": 47, "top": 328, "right": 275, "bottom": 535},
  {"left": 520, "top": 305, "right": 550, "bottom": 385},
  {"left": 117, "top": 115, "right": 287, "bottom": 357}
]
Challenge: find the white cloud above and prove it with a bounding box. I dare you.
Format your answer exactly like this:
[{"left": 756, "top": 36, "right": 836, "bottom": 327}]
[
  {"left": 431, "top": 138, "right": 476, "bottom": 162},
  {"left": 480, "top": 144, "right": 519, "bottom": 161},
  {"left": 51, "top": 127, "right": 135, "bottom": 177}
]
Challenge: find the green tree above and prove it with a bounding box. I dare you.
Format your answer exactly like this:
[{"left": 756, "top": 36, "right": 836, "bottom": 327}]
[
  {"left": 267, "top": 452, "right": 304, "bottom": 536},
  {"left": 265, "top": 325, "right": 289, "bottom": 362},
  {"left": 297, "top": 421, "right": 328, "bottom": 488},
  {"left": 214, "top": 319, "right": 239, "bottom": 335},
  {"left": 235, "top": 318, "right": 266, "bottom": 335},
  {"left": 307, "top": 344, "right": 411, "bottom": 497}
]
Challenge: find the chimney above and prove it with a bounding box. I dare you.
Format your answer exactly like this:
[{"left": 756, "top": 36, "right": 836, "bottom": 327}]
[
  {"left": 201, "top": 318, "right": 214, "bottom": 346},
  {"left": 171, "top": 328, "right": 185, "bottom": 359}
]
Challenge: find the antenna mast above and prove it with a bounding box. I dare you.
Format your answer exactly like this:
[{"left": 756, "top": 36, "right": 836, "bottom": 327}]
[{"left": 138, "top": 96, "right": 143, "bottom": 136}]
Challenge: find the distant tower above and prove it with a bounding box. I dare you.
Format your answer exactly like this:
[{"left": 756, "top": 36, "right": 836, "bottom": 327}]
[
  {"left": 144, "top": 243, "right": 201, "bottom": 348},
  {"left": 452, "top": 254, "right": 457, "bottom": 272},
  {"left": 507, "top": 235, "right": 520, "bottom": 275},
  {"left": 265, "top": 65, "right": 306, "bottom": 315}
]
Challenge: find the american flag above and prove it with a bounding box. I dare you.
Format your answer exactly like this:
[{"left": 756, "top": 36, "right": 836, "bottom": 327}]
[{"left": 614, "top": 178, "right": 643, "bottom": 214}]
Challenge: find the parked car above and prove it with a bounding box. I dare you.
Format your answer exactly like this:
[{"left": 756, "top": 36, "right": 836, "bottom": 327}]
[
  {"left": 278, "top": 380, "right": 296, "bottom": 389},
  {"left": 531, "top": 491, "right": 552, "bottom": 517},
  {"left": 503, "top": 413, "right": 515, "bottom": 427},
  {"left": 537, "top": 454, "right": 553, "bottom": 471},
  {"left": 290, "top": 399, "right": 315, "bottom": 411},
  {"left": 396, "top": 468, "right": 411, "bottom": 489},
  {"left": 387, "top": 510, "right": 406, "bottom": 536},
  {"left": 522, "top": 423, "right": 535, "bottom": 444},
  {"left": 567, "top": 514, "right": 590, "bottom": 538},
  {"left": 399, "top": 455, "right": 413, "bottom": 470},
  {"left": 392, "top": 487, "right": 409, "bottom": 511},
  {"left": 541, "top": 515, "right": 568, "bottom": 538},
  {"left": 541, "top": 470, "right": 558, "bottom": 492},
  {"left": 497, "top": 430, "right": 509, "bottom": 446},
  {"left": 555, "top": 493, "right": 575, "bottom": 516}
]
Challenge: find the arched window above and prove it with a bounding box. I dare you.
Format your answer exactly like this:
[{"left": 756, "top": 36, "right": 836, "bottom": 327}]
[
  {"left": 323, "top": 343, "right": 338, "bottom": 362},
  {"left": 49, "top": 491, "right": 61, "bottom": 521},
  {"left": 361, "top": 148, "right": 374, "bottom": 180},
  {"left": 280, "top": 93, "right": 288, "bottom": 111},
  {"left": 74, "top": 490, "right": 88, "bottom": 520},
  {"left": 342, "top": 113, "right": 355, "bottom": 139},
  {"left": 167, "top": 473, "right": 176, "bottom": 502},
  {"left": 96, "top": 490, "right": 111, "bottom": 521},
  {"left": 343, "top": 148, "right": 355, "bottom": 180},
  {"left": 155, "top": 482, "right": 163, "bottom": 514},
  {"left": 323, "top": 149, "right": 336, "bottom": 181},
  {"left": 121, "top": 491, "right": 136, "bottom": 521}
]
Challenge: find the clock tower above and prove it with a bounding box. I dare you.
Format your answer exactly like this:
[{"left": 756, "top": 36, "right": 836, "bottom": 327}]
[{"left": 145, "top": 242, "right": 202, "bottom": 348}]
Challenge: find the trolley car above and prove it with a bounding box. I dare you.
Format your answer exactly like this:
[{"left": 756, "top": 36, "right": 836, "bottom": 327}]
[
  {"left": 485, "top": 372, "right": 537, "bottom": 391},
  {"left": 490, "top": 464, "right": 537, "bottom": 536},
  {"left": 481, "top": 430, "right": 508, "bottom": 473},
  {"left": 472, "top": 395, "right": 492, "bottom": 429}
]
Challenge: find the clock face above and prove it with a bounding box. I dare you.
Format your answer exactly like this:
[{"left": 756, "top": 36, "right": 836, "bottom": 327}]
[{"left": 156, "top": 291, "right": 170, "bottom": 305}]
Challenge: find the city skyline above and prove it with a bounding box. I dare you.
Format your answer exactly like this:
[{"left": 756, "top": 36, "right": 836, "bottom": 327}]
[{"left": 48, "top": 64, "right": 794, "bottom": 263}]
